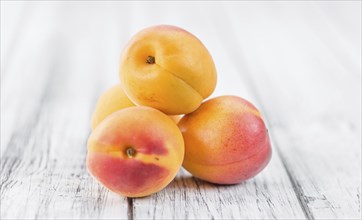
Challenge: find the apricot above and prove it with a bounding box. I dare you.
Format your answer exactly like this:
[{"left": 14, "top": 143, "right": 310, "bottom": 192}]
[
  {"left": 87, "top": 106, "right": 184, "bottom": 197},
  {"left": 91, "top": 84, "right": 180, "bottom": 129},
  {"left": 119, "top": 25, "right": 217, "bottom": 115},
  {"left": 178, "top": 96, "right": 272, "bottom": 184},
  {"left": 91, "top": 84, "right": 134, "bottom": 130}
]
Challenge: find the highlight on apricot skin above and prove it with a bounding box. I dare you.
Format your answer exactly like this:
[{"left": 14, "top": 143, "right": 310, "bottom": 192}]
[
  {"left": 87, "top": 106, "right": 185, "bottom": 197},
  {"left": 168, "top": 115, "right": 181, "bottom": 124},
  {"left": 178, "top": 95, "right": 272, "bottom": 185},
  {"left": 119, "top": 25, "right": 217, "bottom": 115},
  {"left": 91, "top": 84, "right": 135, "bottom": 130}
]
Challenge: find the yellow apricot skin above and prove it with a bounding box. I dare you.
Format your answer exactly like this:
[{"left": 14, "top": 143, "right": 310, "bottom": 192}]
[
  {"left": 91, "top": 84, "right": 135, "bottom": 130},
  {"left": 120, "top": 25, "right": 217, "bottom": 115},
  {"left": 91, "top": 84, "right": 181, "bottom": 130}
]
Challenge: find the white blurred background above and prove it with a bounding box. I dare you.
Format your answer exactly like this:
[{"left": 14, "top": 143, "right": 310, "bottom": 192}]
[{"left": 2, "top": 1, "right": 360, "bottom": 144}]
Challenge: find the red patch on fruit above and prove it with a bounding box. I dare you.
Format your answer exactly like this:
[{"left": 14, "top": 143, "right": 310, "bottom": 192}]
[
  {"left": 88, "top": 154, "right": 169, "bottom": 195},
  {"left": 225, "top": 112, "right": 268, "bottom": 160},
  {"left": 137, "top": 135, "right": 168, "bottom": 155}
]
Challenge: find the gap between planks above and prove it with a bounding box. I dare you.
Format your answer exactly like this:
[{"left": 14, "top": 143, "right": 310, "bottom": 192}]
[{"left": 127, "top": 197, "right": 133, "bottom": 220}]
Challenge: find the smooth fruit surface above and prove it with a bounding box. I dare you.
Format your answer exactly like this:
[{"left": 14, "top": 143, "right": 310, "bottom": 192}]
[
  {"left": 178, "top": 96, "right": 271, "bottom": 184},
  {"left": 119, "top": 25, "right": 217, "bottom": 115},
  {"left": 91, "top": 84, "right": 135, "bottom": 129},
  {"left": 87, "top": 106, "right": 184, "bottom": 197},
  {"left": 91, "top": 84, "right": 181, "bottom": 129}
]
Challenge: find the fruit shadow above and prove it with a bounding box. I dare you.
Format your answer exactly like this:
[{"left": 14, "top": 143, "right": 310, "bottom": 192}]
[
  {"left": 165, "top": 168, "right": 241, "bottom": 191},
  {"left": 133, "top": 169, "right": 250, "bottom": 202}
]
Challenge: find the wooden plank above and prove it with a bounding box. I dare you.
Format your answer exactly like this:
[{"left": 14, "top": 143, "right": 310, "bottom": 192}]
[
  {"left": 133, "top": 156, "right": 306, "bottom": 219},
  {"left": 220, "top": 2, "right": 361, "bottom": 219},
  {"left": 1, "top": 2, "right": 132, "bottom": 219},
  {"left": 127, "top": 2, "right": 306, "bottom": 219}
]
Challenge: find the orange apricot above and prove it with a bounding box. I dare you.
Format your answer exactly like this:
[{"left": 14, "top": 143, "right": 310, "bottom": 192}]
[
  {"left": 91, "top": 84, "right": 180, "bottom": 130},
  {"left": 91, "top": 84, "right": 134, "bottom": 130},
  {"left": 119, "top": 25, "right": 217, "bottom": 115},
  {"left": 178, "top": 96, "right": 272, "bottom": 184}
]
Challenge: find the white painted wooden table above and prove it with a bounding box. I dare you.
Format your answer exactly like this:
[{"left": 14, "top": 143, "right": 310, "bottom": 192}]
[{"left": 1, "top": 1, "right": 361, "bottom": 219}]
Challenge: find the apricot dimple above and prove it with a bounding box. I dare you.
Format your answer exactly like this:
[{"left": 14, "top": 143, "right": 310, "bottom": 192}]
[
  {"left": 146, "top": 56, "right": 156, "bottom": 64},
  {"left": 126, "top": 147, "right": 136, "bottom": 158}
]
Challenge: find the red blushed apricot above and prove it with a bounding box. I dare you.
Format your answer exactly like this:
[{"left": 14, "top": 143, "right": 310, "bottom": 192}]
[
  {"left": 87, "top": 106, "right": 184, "bottom": 197},
  {"left": 178, "top": 95, "right": 272, "bottom": 184}
]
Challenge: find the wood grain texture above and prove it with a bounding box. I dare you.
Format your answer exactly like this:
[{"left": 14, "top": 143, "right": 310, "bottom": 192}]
[
  {"left": 1, "top": 2, "right": 131, "bottom": 219},
  {"left": 219, "top": 2, "right": 361, "bottom": 219},
  {"left": 1, "top": 1, "right": 361, "bottom": 220}
]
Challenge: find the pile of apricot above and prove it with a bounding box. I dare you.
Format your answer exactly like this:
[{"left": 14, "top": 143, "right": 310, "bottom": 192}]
[{"left": 87, "top": 25, "right": 272, "bottom": 197}]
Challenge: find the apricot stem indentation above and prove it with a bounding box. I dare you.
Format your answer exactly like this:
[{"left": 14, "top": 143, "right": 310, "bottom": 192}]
[
  {"left": 126, "top": 147, "right": 136, "bottom": 158},
  {"left": 146, "top": 56, "right": 155, "bottom": 64}
]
